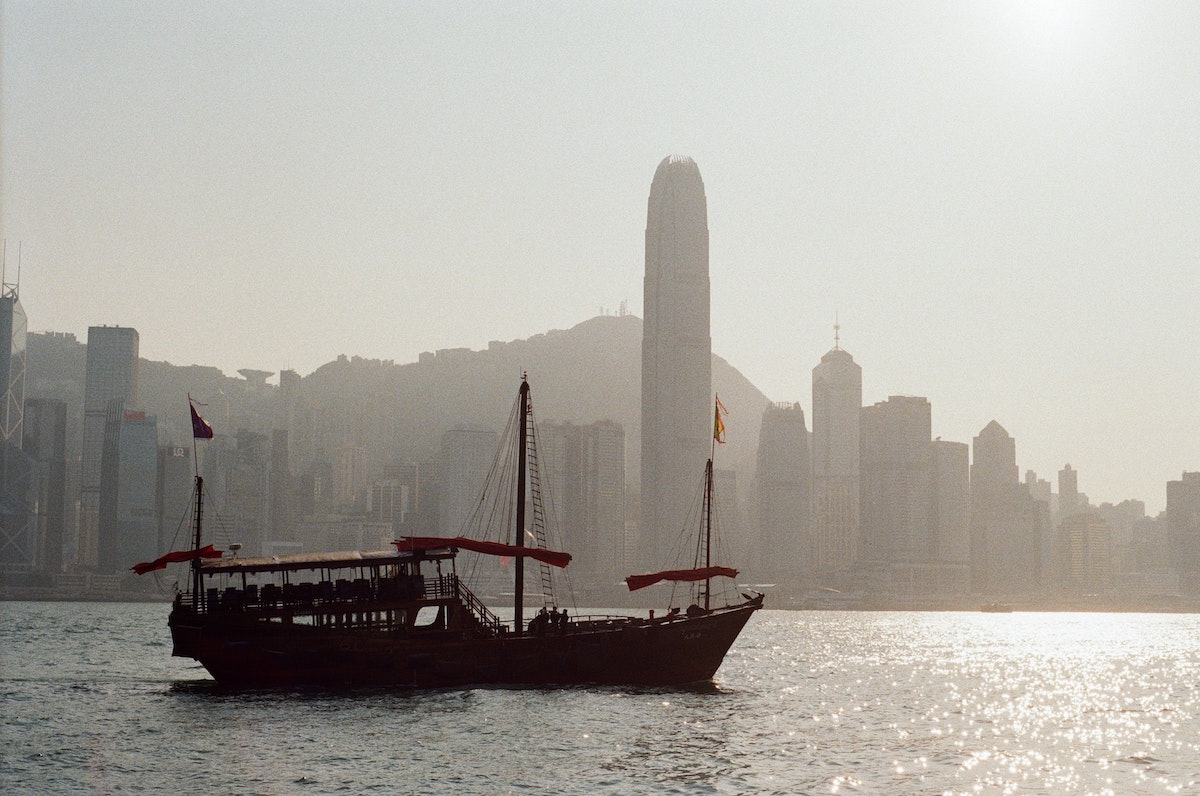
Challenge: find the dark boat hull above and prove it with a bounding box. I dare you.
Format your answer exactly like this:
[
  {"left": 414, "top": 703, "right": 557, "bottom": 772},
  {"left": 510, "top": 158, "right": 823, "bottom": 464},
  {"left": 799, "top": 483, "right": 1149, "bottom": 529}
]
[{"left": 169, "top": 597, "right": 762, "bottom": 689}]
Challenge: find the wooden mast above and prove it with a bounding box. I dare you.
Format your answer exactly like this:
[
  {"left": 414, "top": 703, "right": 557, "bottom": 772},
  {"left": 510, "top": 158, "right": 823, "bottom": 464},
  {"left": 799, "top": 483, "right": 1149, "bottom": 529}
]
[
  {"left": 514, "top": 376, "right": 530, "bottom": 635},
  {"left": 192, "top": 475, "right": 204, "bottom": 609},
  {"left": 703, "top": 458, "right": 712, "bottom": 612}
]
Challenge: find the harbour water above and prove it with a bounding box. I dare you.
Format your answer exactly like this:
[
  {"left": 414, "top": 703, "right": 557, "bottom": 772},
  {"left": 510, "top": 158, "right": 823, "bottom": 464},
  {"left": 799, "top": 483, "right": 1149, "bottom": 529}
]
[{"left": 3, "top": 602, "right": 1199, "bottom": 794}]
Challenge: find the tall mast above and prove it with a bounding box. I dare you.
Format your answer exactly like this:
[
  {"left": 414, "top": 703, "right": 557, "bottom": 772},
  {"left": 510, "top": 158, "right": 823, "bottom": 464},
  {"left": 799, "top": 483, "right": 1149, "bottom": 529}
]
[
  {"left": 514, "top": 376, "right": 530, "bottom": 635},
  {"left": 703, "top": 458, "right": 712, "bottom": 612},
  {"left": 192, "top": 475, "right": 204, "bottom": 607}
]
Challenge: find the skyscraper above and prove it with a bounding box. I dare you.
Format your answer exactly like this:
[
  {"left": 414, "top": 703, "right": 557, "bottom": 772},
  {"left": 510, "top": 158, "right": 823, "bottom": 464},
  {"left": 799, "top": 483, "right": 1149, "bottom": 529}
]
[
  {"left": 97, "top": 408, "right": 158, "bottom": 574},
  {"left": 859, "top": 395, "right": 933, "bottom": 592},
  {"left": 1058, "top": 464, "right": 1081, "bottom": 522},
  {"left": 970, "top": 421, "right": 1041, "bottom": 594},
  {"left": 541, "top": 420, "right": 626, "bottom": 584},
  {"left": 438, "top": 427, "right": 499, "bottom": 539},
  {"left": 930, "top": 439, "right": 971, "bottom": 594},
  {"left": 230, "top": 430, "right": 270, "bottom": 556},
  {"left": 810, "top": 330, "right": 861, "bottom": 582},
  {"left": 754, "top": 403, "right": 810, "bottom": 582},
  {"left": 156, "top": 444, "right": 192, "bottom": 560},
  {"left": 24, "top": 399, "right": 67, "bottom": 576},
  {"left": 1061, "top": 512, "right": 1113, "bottom": 594},
  {"left": 1167, "top": 471, "right": 1200, "bottom": 594},
  {"left": 640, "top": 155, "right": 711, "bottom": 565},
  {"left": 79, "top": 326, "right": 139, "bottom": 570},
  {"left": 0, "top": 283, "right": 34, "bottom": 573}
]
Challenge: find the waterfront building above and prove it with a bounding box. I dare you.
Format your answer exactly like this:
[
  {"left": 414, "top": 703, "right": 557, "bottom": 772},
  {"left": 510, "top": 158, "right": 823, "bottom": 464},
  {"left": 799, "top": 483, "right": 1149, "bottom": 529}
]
[
  {"left": 0, "top": 284, "right": 34, "bottom": 574},
  {"left": 810, "top": 332, "right": 861, "bottom": 582},
  {"left": 969, "top": 421, "right": 1042, "bottom": 594},
  {"left": 229, "top": 430, "right": 269, "bottom": 556},
  {"left": 540, "top": 420, "right": 627, "bottom": 584},
  {"left": 268, "top": 429, "right": 293, "bottom": 543},
  {"left": 754, "top": 403, "right": 810, "bottom": 583},
  {"left": 1061, "top": 511, "right": 1113, "bottom": 594},
  {"left": 333, "top": 444, "right": 366, "bottom": 511},
  {"left": 79, "top": 326, "right": 139, "bottom": 570},
  {"left": 640, "top": 155, "right": 711, "bottom": 565},
  {"left": 157, "top": 444, "right": 192, "bottom": 553},
  {"left": 438, "top": 427, "right": 499, "bottom": 538},
  {"left": 858, "top": 396, "right": 933, "bottom": 593},
  {"left": 1058, "top": 464, "right": 1081, "bottom": 523},
  {"left": 386, "top": 461, "right": 437, "bottom": 537},
  {"left": 97, "top": 408, "right": 158, "bottom": 574},
  {"left": 23, "top": 399, "right": 67, "bottom": 575},
  {"left": 1167, "top": 471, "right": 1200, "bottom": 594},
  {"left": 369, "top": 478, "right": 408, "bottom": 529},
  {"left": 930, "top": 439, "right": 971, "bottom": 594}
]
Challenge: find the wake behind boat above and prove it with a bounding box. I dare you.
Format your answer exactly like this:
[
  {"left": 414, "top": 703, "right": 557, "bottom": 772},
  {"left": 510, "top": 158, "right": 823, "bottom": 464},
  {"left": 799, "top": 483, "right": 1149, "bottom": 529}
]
[{"left": 146, "top": 378, "right": 762, "bottom": 688}]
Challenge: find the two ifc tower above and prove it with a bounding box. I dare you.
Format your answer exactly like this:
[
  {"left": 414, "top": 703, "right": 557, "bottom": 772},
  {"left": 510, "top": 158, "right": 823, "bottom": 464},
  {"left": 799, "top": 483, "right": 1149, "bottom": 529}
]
[
  {"left": 640, "top": 155, "right": 713, "bottom": 564},
  {"left": 639, "top": 156, "right": 859, "bottom": 576}
]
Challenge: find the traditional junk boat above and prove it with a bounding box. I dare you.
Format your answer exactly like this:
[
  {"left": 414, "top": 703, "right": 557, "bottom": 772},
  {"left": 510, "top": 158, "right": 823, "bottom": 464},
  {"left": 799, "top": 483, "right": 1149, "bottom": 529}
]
[{"left": 141, "top": 379, "right": 762, "bottom": 688}]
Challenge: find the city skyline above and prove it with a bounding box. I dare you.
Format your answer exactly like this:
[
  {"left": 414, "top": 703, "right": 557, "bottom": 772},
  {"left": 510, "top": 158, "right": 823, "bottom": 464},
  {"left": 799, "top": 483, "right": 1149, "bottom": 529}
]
[{"left": 3, "top": 3, "right": 1197, "bottom": 513}]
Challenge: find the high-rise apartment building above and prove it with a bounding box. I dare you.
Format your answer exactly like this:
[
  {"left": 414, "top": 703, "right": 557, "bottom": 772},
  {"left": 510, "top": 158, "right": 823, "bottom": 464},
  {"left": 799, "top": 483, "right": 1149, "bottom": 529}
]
[
  {"left": 79, "top": 326, "right": 139, "bottom": 570},
  {"left": 811, "top": 335, "right": 861, "bottom": 582},
  {"left": 640, "top": 155, "right": 711, "bottom": 565},
  {"left": 754, "top": 403, "right": 810, "bottom": 583}
]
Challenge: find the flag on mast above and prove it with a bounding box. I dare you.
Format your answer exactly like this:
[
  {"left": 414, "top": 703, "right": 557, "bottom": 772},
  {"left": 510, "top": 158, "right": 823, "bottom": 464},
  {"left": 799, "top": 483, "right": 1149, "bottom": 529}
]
[
  {"left": 713, "top": 395, "right": 728, "bottom": 444},
  {"left": 190, "top": 398, "right": 214, "bottom": 439}
]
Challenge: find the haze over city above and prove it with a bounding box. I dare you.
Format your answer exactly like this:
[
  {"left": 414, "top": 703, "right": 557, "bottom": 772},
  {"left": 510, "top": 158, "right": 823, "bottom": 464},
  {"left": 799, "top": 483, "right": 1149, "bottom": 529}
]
[{"left": 2, "top": 2, "right": 1197, "bottom": 512}]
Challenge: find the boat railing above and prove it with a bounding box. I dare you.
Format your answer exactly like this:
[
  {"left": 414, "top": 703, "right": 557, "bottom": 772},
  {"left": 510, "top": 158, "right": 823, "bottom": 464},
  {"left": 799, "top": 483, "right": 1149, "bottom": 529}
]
[
  {"left": 179, "top": 572, "right": 467, "bottom": 616},
  {"left": 450, "top": 575, "right": 504, "bottom": 634}
]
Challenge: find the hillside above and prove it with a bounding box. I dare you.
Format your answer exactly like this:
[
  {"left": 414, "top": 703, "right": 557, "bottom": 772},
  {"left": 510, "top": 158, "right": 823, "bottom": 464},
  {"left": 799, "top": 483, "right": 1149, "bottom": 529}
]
[{"left": 27, "top": 315, "right": 772, "bottom": 490}]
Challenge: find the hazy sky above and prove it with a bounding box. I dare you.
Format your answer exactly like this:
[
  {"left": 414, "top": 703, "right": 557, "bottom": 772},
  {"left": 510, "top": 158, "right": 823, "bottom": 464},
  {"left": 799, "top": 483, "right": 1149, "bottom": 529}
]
[{"left": 2, "top": 2, "right": 1197, "bottom": 512}]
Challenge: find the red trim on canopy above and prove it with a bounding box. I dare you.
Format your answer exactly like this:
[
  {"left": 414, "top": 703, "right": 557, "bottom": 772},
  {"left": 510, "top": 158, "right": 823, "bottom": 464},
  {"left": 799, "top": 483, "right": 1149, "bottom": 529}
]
[
  {"left": 625, "top": 566, "right": 738, "bottom": 592},
  {"left": 132, "top": 544, "right": 223, "bottom": 575},
  {"left": 396, "top": 537, "right": 572, "bottom": 569}
]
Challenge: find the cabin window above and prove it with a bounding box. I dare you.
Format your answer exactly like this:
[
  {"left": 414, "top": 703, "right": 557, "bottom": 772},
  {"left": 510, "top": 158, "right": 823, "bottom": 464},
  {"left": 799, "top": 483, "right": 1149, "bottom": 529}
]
[{"left": 413, "top": 606, "right": 441, "bottom": 628}]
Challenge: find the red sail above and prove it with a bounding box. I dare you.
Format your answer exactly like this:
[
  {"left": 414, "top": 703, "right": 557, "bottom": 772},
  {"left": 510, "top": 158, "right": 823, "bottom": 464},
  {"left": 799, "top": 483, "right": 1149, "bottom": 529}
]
[
  {"left": 396, "top": 536, "right": 572, "bottom": 569},
  {"left": 132, "top": 544, "right": 223, "bottom": 575},
  {"left": 625, "top": 566, "right": 739, "bottom": 592}
]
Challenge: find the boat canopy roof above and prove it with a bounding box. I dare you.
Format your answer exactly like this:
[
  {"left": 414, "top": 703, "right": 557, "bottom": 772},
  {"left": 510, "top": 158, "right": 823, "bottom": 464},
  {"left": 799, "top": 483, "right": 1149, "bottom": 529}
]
[{"left": 199, "top": 547, "right": 454, "bottom": 576}]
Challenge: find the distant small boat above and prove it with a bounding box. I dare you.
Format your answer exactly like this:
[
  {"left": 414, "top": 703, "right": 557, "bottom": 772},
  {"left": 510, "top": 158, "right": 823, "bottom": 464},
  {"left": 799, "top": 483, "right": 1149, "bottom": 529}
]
[{"left": 981, "top": 602, "right": 1013, "bottom": 613}]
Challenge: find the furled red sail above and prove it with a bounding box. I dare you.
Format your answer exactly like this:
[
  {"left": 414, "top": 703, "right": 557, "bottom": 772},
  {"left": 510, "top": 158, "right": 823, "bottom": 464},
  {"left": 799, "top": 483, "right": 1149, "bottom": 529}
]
[
  {"left": 133, "top": 544, "right": 223, "bottom": 575},
  {"left": 625, "top": 566, "right": 738, "bottom": 592},
  {"left": 396, "top": 537, "right": 572, "bottom": 569}
]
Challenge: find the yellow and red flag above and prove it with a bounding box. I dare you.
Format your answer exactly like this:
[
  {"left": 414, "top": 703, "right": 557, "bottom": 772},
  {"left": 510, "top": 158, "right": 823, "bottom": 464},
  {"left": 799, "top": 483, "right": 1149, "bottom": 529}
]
[{"left": 713, "top": 395, "right": 729, "bottom": 444}]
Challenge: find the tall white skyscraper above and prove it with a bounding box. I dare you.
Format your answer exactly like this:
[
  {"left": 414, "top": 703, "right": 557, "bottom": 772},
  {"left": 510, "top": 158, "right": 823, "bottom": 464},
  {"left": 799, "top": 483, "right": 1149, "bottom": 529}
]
[{"left": 640, "top": 155, "right": 711, "bottom": 564}]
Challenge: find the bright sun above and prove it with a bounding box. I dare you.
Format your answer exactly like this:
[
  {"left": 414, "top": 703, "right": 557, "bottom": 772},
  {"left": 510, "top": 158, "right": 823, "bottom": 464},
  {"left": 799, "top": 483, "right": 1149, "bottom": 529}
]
[{"left": 1011, "top": 0, "right": 1084, "bottom": 49}]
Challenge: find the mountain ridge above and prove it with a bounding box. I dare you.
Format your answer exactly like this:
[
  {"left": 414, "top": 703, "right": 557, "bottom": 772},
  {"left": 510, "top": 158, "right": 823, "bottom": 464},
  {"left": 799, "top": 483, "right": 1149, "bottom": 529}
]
[{"left": 28, "top": 315, "right": 772, "bottom": 492}]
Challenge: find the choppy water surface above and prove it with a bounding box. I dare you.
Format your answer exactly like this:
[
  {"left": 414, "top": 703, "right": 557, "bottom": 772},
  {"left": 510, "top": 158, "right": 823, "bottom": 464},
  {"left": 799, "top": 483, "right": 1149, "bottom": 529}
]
[{"left": 3, "top": 603, "right": 1199, "bottom": 794}]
